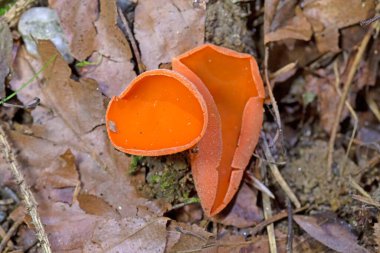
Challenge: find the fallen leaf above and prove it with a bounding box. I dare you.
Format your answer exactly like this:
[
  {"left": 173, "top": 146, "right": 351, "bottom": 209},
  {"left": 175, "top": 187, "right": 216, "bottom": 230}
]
[
  {"left": 166, "top": 221, "right": 212, "bottom": 252},
  {"left": 305, "top": 69, "right": 346, "bottom": 133},
  {"left": 294, "top": 214, "right": 369, "bottom": 253},
  {"left": 265, "top": 5, "right": 312, "bottom": 44},
  {"left": 77, "top": 0, "right": 136, "bottom": 97},
  {"left": 0, "top": 20, "right": 12, "bottom": 98},
  {"left": 134, "top": 0, "right": 205, "bottom": 69},
  {"left": 216, "top": 183, "right": 262, "bottom": 228},
  {"left": 77, "top": 193, "right": 119, "bottom": 218},
  {"left": 49, "top": 0, "right": 98, "bottom": 61},
  {"left": 303, "top": 0, "right": 375, "bottom": 53},
  {"left": 1, "top": 41, "right": 161, "bottom": 251},
  {"left": 84, "top": 217, "right": 169, "bottom": 253}
]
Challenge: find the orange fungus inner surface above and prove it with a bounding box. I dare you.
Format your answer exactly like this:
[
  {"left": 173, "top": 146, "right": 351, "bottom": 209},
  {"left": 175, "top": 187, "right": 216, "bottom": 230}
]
[
  {"left": 107, "top": 74, "right": 205, "bottom": 153},
  {"left": 180, "top": 47, "right": 258, "bottom": 213}
]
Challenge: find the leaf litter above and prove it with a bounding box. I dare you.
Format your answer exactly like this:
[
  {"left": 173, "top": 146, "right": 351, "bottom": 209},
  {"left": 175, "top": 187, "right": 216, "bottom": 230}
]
[{"left": 1, "top": 0, "right": 380, "bottom": 252}]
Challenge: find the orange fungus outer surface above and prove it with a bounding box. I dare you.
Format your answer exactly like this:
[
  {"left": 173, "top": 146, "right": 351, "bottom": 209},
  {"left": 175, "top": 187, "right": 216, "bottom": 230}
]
[
  {"left": 173, "top": 44, "right": 265, "bottom": 216},
  {"left": 106, "top": 69, "right": 208, "bottom": 156}
]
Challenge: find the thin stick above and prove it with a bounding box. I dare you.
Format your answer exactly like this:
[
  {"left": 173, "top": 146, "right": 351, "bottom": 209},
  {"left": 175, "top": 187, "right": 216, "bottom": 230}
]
[
  {"left": 0, "top": 217, "right": 23, "bottom": 252},
  {"left": 117, "top": 7, "right": 146, "bottom": 74},
  {"left": 332, "top": 61, "right": 358, "bottom": 175},
  {"left": 327, "top": 25, "right": 374, "bottom": 179},
  {"left": 262, "top": 174, "right": 277, "bottom": 253},
  {"left": 1, "top": 0, "right": 38, "bottom": 28},
  {"left": 286, "top": 198, "right": 293, "bottom": 253},
  {"left": 264, "top": 46, "right": 284, "bottom": 147},
  {"left": 250, "top": 205, "right": 308, "bottom": 236},
  {"left": 0, "top": 125, "right": 52, "bottom": 253},
  {"left": 350, "top": 177, "right": 372, "bottom": 199},
  {"left": 352, "top": 195, "right": 380, "bottom": 208},
  {"left": 0, "top": 225, "right": 14, "bottom": 249},
  {"left": 261, "top": 133, "right": 301, "bottom": 208}
]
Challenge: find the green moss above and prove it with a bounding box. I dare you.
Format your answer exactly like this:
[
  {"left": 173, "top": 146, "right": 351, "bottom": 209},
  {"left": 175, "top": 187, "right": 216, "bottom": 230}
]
[
  {"left": 139, "top": 154, "right": 195, "bottom": 205},
  {"left": 0, "top": 0, "right": 15, "bottom": 16},
  {"left": 128, "top": 155, "right": 143, "bottom": 174}
]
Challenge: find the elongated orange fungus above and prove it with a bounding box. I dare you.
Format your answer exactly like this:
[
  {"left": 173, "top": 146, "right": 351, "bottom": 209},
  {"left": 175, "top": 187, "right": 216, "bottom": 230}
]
[
  {"left": 172, "top": 44, "right": 265, "bottom": 216},
  {"left": 106, "top": 69, "right": 208, "bottom": 156}
]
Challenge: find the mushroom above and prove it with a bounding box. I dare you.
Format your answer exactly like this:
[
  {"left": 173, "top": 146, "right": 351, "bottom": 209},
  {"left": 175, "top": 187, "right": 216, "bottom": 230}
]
[
  {"left": 106, "top": 69, "right": 208, "bottom": 156},
  {"left": 172, "top": 44, "right": 265, "bottom": 216}
]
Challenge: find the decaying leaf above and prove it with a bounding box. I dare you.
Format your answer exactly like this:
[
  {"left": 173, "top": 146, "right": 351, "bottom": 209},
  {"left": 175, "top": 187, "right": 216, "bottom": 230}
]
[
  {"left": 265, "top": 5, "right": 312, "bottom": 44},
  {"left": 0, "top": 41, "right": 162, "bottom": 251},
  {"left": 303, "top": 0, "right": 375, "bottom": 53},
  {"left": 294, "top": 214, "right": 369, "bottom": 253},
  {"left": 84, "top": 217, "right": 169, "bottom": 253},
  {"left": 134, "top": 0, "right": 205, "bottom": 69},
  {"left": 49, "top": 0, "right": 98, "bottom": 61},
  {"left": 0, "top": 20, "right": 12, "bottom": 98},
  {"left": 216, "top": 183, "right": 262, "bottom": 228},
  {"left": 51, "top": 0, "right": 136, "bottom": 97},
  {"left": 166, "top": 221, "right": 212, "bottom": 252}
]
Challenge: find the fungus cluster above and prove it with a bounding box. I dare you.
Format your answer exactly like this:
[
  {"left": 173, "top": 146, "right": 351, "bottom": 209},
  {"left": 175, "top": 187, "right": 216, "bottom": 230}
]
[{"left": 106, "top": 44, "right": 265, "bottom": 216}]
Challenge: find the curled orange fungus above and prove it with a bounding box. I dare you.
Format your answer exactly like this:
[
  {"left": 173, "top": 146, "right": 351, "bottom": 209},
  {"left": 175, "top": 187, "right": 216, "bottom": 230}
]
[
  {"left": 106, "top": 69, "right": 208, "bottom": 156},
  {"left": 173, "top": 44, "right": 265, "bottom": 216}
]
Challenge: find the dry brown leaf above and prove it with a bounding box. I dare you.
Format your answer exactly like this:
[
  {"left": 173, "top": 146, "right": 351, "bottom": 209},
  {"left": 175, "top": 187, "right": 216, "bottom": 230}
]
[
  {"left": 134, "top": 0, "right": 205, "bottom": 69},
  {"left": 49, "top": 0, "right": 98, "bottom": 61},
  {"left": 303, "top": 0, "right": 375, "bottom": 53},
  {"left": 0, "top": 41, "right": 165, "bottom": 251},
  {"left": 294, "top": 214, "right": 369, "bottom": 253},
  {"left": 80, "top": 0, "right": 136, "bottom": 97},
  {"left": 216, "top": 183, "right": 262, "bottom": 228},
  {"left": 77, "top": 193, "right": 119, "bottom": 218},
  {"left": 84, "top": 217, "right": 169, "bottom": 252},
  {"left": 39, "top": 202, "right": 102, "bottom": 252},
  {"left": 265, "top": 5, "right": 312, "bottom": 44},
  {"left": 305, "top": 69, "right": 346, "bottom": 133},
  {"left": 166, "top": 221, "right": 212, "bottom": 252}
]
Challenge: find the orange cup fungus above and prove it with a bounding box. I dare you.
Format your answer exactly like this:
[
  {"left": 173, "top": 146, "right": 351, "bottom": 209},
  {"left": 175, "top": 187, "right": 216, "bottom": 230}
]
[
  {"left": 173, "top": 44, "right": 265, "bottom": 216},
  {"left": 106, "top": 44, "right": 265, "bottom": 217},
  {"left": 106, "top": 69, "right": 208, "bottom": 156}
]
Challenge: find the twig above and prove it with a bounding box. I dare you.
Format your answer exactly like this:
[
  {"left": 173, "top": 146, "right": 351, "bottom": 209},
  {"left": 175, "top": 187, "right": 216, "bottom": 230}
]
[
  {"left": 350, "top": 177, "right": 371, "bottom": 199},
  {"left": 352, "top": 195, "right": 380, "bottom": 208},
  {"left": 366, "top": 92, "right": 380, "bottom": 122},
  {"left": 0, "top": 217, "right": 23, "bottom": 252},
  {"left": 0, "top": 225, "right": 14, "bottom": 249},
  {"left": 1, "top": 0, "right": 38, "bottom": 28},
  {"left": 360, "top": 16, "right": 380, "bottom": 27},
  {"left": 327, "top": 24, "right": 374, "bottom": 179},
  {"left": 117, "top": 7, "right": 146, "bottom": 74},
  {"left": 250, "top": 205, "right": 308, "bottom": 236},
  {"left": 332, "top": 61, "right": 358, "bottom": 175},
  {"left": 261, "top": 133, "right": 301, "bottom": 208},
  {"left": 264, "top": 46, "right": 284, "bottom": 147},
  {"left": 286, "top": 198, "right": 293, "bottom": 253},
  {"left": 263, "top": 188, "right": 277, "bottom": 253},
  {"left": 0, "top": 125, "right": 52, "bottom": 253}
]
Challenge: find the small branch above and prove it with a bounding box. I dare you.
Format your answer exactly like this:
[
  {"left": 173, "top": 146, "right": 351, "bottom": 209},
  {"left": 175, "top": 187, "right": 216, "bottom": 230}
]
[
  {"left": 261, "top": 133, "right": 301, "bottom": 208},
  {"left": 327, "top": 24, "right": 374, "bottom": 179},
  {"left": 1, "top": 0, "right": 38, "bottom": 28},
  {"left": 286, "top": 198, "right": 293, "bottom": 253},
  {"left": 0, "top": 217, "right": 23, "bottom": 252},
  {"left": 250, "top": 205, "right": 308, "bottom": 236},
  {"left": 332, "top": 61, "right": 358, "bottom": 175},
  {"left": 117, "top": 7, "right": 146, "bottom": 74},
  {"left": 360, "top": 16, "right": 380, "bottom": 27},
  {"left": 264, "top": 46, "right": 284, "bottom": 147},
  {"left": 0, "top": 125, "right": 52, "bottom": 253},
  {"left": 260, "top": 155, "right": 277, "bottom": 253}
]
